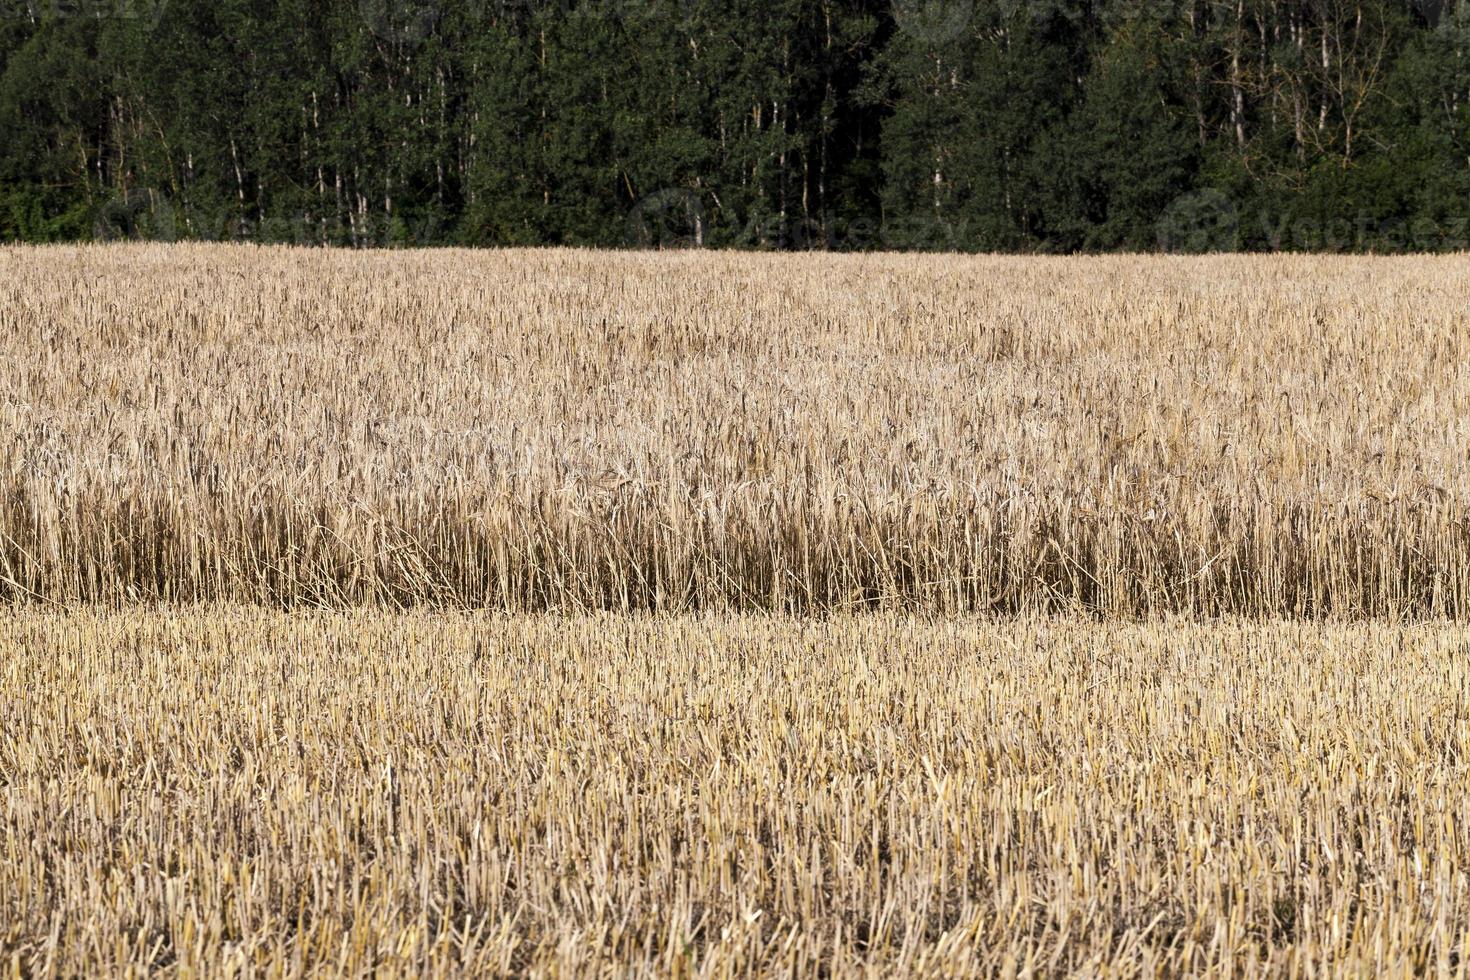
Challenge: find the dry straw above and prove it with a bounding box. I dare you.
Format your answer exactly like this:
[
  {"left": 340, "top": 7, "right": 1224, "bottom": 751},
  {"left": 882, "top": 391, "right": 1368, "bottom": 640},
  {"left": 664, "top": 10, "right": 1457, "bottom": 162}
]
[{"left": 2, "top": 610, "right": 1468, "bottom": 975}]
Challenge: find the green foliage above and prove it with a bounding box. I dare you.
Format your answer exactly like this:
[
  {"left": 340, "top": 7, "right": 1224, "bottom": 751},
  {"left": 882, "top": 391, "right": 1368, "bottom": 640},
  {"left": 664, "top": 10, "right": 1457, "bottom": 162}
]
[{"left": 0, "top": 0, "right": 1464, "bottom": 251}]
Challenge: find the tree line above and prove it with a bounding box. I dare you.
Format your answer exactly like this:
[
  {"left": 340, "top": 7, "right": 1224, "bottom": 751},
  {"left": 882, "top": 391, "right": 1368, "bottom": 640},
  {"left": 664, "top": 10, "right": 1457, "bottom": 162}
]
[{"left": 2, "top": 0, "right": 1467, "bottom": 251}]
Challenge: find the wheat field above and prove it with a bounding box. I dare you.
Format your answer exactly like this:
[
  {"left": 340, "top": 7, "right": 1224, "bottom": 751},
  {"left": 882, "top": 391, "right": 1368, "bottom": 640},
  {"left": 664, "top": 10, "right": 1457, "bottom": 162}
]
[
  {"left": 4, "top": 244, "right": 1470, "bottom": 975},
  {"left": 2, "top": 244, "right": 1469, "bottom": 614}
]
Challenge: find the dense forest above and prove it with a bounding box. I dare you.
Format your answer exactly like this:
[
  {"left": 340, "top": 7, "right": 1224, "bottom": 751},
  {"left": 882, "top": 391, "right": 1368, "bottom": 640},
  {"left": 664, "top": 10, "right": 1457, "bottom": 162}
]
[{"left": 1, "top": 0, "right": 1467, "bottom": 251}]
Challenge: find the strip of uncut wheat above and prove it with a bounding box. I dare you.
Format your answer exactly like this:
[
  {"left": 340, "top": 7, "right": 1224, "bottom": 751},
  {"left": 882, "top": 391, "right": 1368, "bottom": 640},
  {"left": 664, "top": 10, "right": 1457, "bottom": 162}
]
[
  {"left": 1, "top": 609, "right": 1468, "bottom": 975},
  {"left": 0, "top": 245, "right": 1468, "bottom": 613}
]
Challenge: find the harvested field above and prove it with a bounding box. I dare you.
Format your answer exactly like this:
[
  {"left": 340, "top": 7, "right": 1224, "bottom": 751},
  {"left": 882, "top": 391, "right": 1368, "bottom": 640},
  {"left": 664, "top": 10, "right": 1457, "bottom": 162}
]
[{"left": 4, "top": 610, "right": 1469, "bottom": 975}]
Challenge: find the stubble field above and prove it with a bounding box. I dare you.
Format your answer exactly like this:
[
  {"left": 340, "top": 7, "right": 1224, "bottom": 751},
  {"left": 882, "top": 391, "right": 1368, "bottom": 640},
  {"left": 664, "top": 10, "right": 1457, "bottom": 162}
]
[{"left": 2, "top": 245, "right": 1469, "bottom": 975}]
